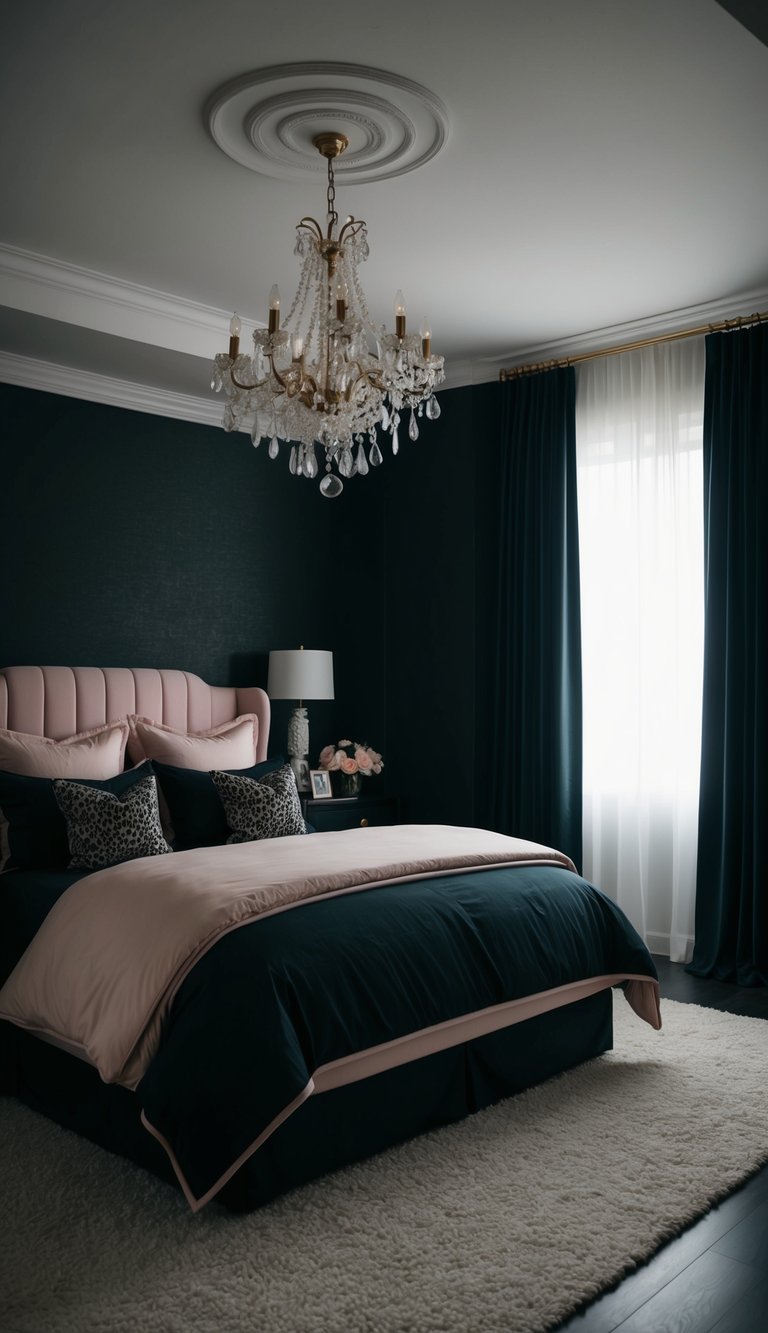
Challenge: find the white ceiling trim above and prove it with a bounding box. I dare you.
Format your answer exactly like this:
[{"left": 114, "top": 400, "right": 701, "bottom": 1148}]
[
  {"left": 0, "top": 346, "right": 473, "bottom": 428},
  {"left": 478, "top": 285, "right": 768, "bottom": 381},
  {"left": 0, "top": 243, "right": 235, "bottom": 359},
  {"left": 0, "top": 350, "right": 225, "bottom": 428},
  {"left": 2, "top": 245, "right": 767, "bottom": 425}
]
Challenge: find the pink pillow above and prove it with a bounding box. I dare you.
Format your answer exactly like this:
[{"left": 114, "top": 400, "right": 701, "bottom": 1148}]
[
  {"left": 0, "top": 721, "right": 129, "bottom": 779},
  {"left": 126, "top": 714, "right": 259, "bottom": 770}
]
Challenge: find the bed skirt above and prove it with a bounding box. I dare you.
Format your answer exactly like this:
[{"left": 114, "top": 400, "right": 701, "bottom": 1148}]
[{"left": 1, "top": 987, "right": 613, "bottom": 1212}]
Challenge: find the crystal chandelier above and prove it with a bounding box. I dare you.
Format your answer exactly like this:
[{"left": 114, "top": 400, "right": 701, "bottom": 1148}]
[{"left": 212, "top": 133, "right": 445, "bottom": 497}]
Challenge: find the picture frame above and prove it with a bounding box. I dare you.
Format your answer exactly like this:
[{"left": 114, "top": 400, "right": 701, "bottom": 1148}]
[{"left": 309, "top": 769, "right": 333, "bottom": 799}]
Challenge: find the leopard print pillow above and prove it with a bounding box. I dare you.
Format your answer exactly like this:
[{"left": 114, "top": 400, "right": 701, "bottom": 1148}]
[
  {"left": 211, "top": 764, "right": 305, "bottom": 843},
  {"left": 53, "top": 774, "right": 173, "bottom": 871}
]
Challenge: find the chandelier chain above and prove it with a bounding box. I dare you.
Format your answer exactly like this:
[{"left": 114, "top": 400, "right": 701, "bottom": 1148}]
[{"left": 326, "top": 156, "right": 338, "bottom": 231}]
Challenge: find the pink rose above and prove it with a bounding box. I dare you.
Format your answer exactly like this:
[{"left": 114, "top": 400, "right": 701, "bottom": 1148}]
[
  {"left": 355, "top": 747, "right": 374, "bottom": 772},
  {"left": 340, "top": 755, "right": 359, "bottom": 774},
  {"left": 318, "top": 744, "right": 336, "bottom": 769}
]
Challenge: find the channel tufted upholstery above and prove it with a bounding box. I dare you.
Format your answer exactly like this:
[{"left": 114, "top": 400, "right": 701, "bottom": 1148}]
[{"left": 0, "top": 667, "right": 270, "bottom": 762}]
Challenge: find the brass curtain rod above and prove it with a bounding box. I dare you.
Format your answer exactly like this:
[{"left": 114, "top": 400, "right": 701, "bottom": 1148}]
[{"left": 498, "top": 309, "right": 768, "bottom": 382}]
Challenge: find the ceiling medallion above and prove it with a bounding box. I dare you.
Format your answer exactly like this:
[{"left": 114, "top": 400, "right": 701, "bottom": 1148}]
[
  {"left": 210, "top": 67, "right": 447, "bottom": 497},
  {"left": 205, "top": 61, "right": 449, "bottom": 184}
]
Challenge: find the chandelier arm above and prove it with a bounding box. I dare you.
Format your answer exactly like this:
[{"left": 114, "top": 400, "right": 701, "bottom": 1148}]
[
  {"left": 297, "top": 217, "right": 324, "bottom": 244},
  {"left": 337, "top": 218, "right": 366, "bottom": 245},
  {"left": 344, "top": 366, "right": 387, "bottom": 400},
  {"left": 229, "top": 367, "right": 270, "bottom": 393},
  {"left": 268, "top": 360, "right": 290, "bottom": 393}
]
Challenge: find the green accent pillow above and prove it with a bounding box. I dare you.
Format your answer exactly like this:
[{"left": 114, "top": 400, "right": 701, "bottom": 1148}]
[
  {"left": 151, "top": 757, "right": 285, "bottom": 849},
  {"left": 0, "top": 762, "right": 155, "bottom": 873}
]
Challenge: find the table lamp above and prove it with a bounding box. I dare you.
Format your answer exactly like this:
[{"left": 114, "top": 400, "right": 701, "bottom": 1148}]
[{"left": 267, "top": 647, "right": 334, "bottom": 791}]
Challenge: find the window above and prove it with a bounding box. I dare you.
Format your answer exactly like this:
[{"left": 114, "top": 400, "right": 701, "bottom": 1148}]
[{"left": 576, "top": 339, "right": 705, "bottom": 960}]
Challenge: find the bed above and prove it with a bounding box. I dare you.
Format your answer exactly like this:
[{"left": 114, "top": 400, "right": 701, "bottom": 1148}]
[{"left": 0, "top": 665, "right": 660, "bottom": 1213}]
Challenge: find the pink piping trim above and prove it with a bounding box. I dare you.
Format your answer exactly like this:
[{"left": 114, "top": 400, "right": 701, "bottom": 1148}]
[{"left": 140, "top": 971, "right": 660, "bottom": 1213}]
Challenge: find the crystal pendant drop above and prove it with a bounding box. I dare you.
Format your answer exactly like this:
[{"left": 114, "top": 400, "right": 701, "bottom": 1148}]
[
  {"left": 355, "top": 442, "right": 369, "bottom": 476},
  {"left": 289, "top": 445, "right": 298, "bottom": 475},
  {"left": 426, "top": 395, "right": 441, "bottom": 420},
  {"left": 304, "top": 447, "right": 318, "bottom": 479},
  {"left": 381, "top": 403, "right": 390, "bottom": 431},
  {"left": 320, "top": 474, "right": 344, "bottom": 498},
  {"left": 370, "top": 441, "right": 383, "bottom": 467},
  {"left": 391, "top": 427, "right": 399, "bottom": 456},
  {"left": 339, "top": 446, "right": 355, "bottom": 478},
  {"left": 268, "top": 437, "right": 279, "bottom": 460},
  {"left": 409, "top": 411, "right": 419, "bottom": 441}
]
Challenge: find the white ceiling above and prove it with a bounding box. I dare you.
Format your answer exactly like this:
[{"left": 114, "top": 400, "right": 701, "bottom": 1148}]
[{"left": 1, "top": 0, "right": 767, "bottom": 421}]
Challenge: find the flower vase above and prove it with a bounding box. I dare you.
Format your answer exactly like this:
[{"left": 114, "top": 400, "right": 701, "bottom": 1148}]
[{"left": 337, "top": 771, "right": 362, "bottom": 797}]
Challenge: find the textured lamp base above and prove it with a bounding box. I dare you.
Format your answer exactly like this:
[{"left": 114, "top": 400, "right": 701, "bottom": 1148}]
[{"left": 287, "top": 707, "right": 311, "bottom": 791}]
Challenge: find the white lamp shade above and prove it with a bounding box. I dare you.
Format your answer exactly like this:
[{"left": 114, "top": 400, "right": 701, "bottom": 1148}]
[{"left": 267, "top": 649, "right": 334, "bottom": 702}]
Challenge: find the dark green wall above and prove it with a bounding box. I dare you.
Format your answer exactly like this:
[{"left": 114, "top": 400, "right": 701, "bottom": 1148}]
[
  {"left": 0, "top": 378, "right": 501, "bottom": 824},
  {"left": 0, "top": 384, "right": 387, "bottom": 763}
]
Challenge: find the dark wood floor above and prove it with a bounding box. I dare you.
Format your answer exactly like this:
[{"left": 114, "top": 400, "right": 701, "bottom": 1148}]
[{"left": 555, "top": 958, "right": 768, "bottom": 1333}]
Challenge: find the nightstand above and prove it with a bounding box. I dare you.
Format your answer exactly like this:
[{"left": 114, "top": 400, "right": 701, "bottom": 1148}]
[{"left": 301, "top": 794, "right": 401, "bottom": 832}]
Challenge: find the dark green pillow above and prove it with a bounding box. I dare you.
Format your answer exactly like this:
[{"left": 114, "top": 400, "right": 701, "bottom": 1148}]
[
  {"left": 151, "top": 756, "right": 285, "bottom": 850},
  {"left": 0, "top": 762, "right": 155, "bottom": 873}
]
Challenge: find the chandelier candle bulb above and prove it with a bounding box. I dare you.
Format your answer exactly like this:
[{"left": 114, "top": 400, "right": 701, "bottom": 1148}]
[
  {"left": 292, "top": 335, "right": 304, "bottom": 362},
  {"left": 420, "top": 318, "right": 432, "bottom": 359},
  {"left": 228, "top": 313, "right": 241, "bottom": 359},
  {"left": 394, "top": 290, "right": 407, "bottom": 339},
  {"left": 268, "top": 285, "right": 280, "bottom": 333}
]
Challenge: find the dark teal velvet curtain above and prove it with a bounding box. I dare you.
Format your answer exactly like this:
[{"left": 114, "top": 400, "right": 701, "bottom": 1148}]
[
  {"left": 689, "top": 324, "right": 768, "bottom": 985},
  {"left": 487, "top": 368, "right": 582, "bottom": 869}
]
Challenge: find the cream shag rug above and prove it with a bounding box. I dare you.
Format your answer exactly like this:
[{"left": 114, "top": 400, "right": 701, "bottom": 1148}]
[{"left": 2, "top": 995, "right": 767, "bottom": 1333}]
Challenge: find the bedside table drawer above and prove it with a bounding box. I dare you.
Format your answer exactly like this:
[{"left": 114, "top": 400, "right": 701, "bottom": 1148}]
[{"left": 302, "top": 795, "right": 400, "bottom": 833}]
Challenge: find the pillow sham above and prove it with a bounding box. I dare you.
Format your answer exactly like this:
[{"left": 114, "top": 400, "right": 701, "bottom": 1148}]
[
  {"left": 53, "top": 773, "right": 172, "bottom": 871},
  {"left": 152, "top": 756, "right": 285, "bottom": 850},
  {"left": 0, "top": 762, "right": 154, "bottom": 874},
  {"left": 0, "top": 721, "right": 129, "bottom": 779},
  {"left": 211, "top": 764, "right": 305, "bottom": 844},
  {"left": 126, "top": 714, "right": 258, "bottom": 770}
]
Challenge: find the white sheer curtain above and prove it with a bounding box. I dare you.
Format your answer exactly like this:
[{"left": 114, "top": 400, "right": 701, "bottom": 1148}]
[{"left": 575, "top": 339, "right": 705, "bottom": 961}]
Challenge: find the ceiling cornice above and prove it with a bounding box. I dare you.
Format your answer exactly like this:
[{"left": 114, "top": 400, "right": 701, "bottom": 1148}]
[
  {"left": 2, "top": 244, "right": 767, "bottom": 424},
  {"left": 0, "top": 350, "right": 225, "bottom": 427},
  {"left": 477, "top": 285, "right": 768, "bottom": 383},
  {"left": 0, "top": 243, "right": 234, "bottom": 358}
]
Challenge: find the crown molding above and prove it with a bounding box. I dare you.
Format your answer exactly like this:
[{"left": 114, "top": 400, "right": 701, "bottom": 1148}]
[
  {"left": 2, "top": 243, "right": 767, "bottom": 417},
  {"left": 0, "top": 243, "right": 239, "bottom": 358},
  {"left": 0, "top": 350, "right": 226, "bottom": 429},
  {"left": 473, "top": 284, "right": 768, "bottom": 383}
]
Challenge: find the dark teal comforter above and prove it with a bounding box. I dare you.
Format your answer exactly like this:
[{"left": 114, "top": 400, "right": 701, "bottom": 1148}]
[{"left": 136, "top": 864, "right": 657, "bottom": 1205}]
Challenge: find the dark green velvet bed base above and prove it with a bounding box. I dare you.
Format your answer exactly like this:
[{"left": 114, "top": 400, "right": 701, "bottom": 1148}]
[{"left": 1, "top": 988, "right": 613, "bottom": 1212}]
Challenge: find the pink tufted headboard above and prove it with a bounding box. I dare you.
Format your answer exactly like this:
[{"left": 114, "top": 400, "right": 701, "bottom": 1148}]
[{"left": 0, "top": 666, "right": 270, "bottom": 761}]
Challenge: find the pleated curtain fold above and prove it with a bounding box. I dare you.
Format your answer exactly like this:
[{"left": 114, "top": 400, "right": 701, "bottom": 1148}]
[
  {"left": 689, "top": 324, "right": 768, "bottom": 986},
  {"left": 487, "top": 368, "right": 583, "bottom": 870}
]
